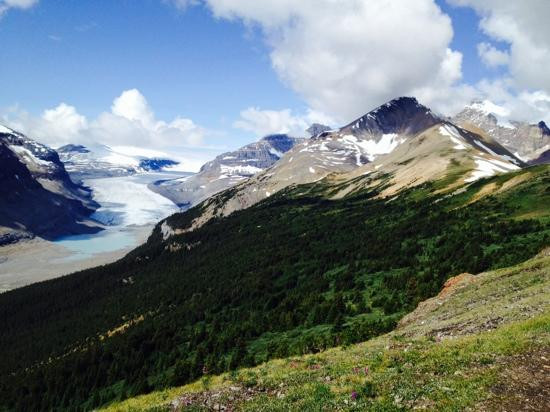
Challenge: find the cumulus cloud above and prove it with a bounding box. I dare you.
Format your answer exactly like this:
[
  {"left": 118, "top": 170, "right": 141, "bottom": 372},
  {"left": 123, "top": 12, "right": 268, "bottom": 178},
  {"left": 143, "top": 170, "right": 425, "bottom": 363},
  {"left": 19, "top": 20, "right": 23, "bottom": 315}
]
[
  {"left": 234, "top": 107, "right": 334, "bottom": 137},
  {"left": 449, "top": 0, "right": 550, "bottom": 92},
  {"left": 1, "top": 89, "right": 217, "bottom": 171},
  {"left": 0, "top": 0, "right": 38, "bottom": 16},
  {"left": 477, "top": 42, "right": 509, "bottom": 68},
  {"left": 199, "top": 0, "right": 470, "bottom": 121},
  {"left": 476, "top": 78, "right": 550, "bottom": 124},
  {"left": 447, "top": 0, "right": 550, "bottom": 122}
]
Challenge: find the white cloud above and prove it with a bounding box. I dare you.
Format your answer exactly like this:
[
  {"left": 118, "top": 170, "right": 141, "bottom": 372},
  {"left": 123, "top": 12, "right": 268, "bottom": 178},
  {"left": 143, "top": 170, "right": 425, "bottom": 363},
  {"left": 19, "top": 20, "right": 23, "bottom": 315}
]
[
  {"left": 111, "top": 88, "right": 155, "bottom": 127},
  {"left": 233, "top": 107, "right": 333, "bottom": 137},
  {"left": 201, "top": 0, "right": 469, "bottom": 121},
  {"left": 447, "top": 0, "right": 550, "bottom": 123},
  {"left": 42, "top": 103, "right": 88, "bottom": 141},
  {"left": 474, "top": 78, "right": 550, "bottom": 124},
  {"left": 0, "top": 0, "right": 38, "bottom": 16},
  {"left": 0, "top": 89, "right": 220, "bottom": 171},
  {"left": 477, "top": 42, "right": 509, "bottom": 68},
  {"left": 449, "top": 0, "right": 550, "bottom": 92}
]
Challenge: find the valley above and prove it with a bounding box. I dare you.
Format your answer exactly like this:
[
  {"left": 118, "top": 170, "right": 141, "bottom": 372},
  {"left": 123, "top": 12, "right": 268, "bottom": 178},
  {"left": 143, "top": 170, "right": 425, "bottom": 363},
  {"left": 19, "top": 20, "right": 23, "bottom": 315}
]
[
  {"left": 0, "top": 97, "right": 548, "bottom": 411},
  {"left": 3, "top": 4, "right": 550, "bottom": 411},
  {"left": 0, "top": 171, "right": 189, "bottom": 291}
]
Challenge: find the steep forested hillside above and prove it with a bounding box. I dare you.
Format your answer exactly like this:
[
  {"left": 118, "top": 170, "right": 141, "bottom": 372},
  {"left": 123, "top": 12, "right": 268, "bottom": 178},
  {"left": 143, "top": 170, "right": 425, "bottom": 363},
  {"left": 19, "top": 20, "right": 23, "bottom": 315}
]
[
  {"left": 0, "top": 165, "right": 548, "bottom": 411},
  {"left": 104, "top": 249, "right": 550, "bottom": 411}
]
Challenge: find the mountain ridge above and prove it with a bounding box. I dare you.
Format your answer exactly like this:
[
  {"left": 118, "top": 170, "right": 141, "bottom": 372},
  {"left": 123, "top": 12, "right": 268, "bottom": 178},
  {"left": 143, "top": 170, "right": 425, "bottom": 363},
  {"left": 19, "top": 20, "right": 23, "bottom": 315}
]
[
  {"left": 160, "top": 98, "right": 523, "bottom": 236},
  {"left": 452, "top": 100, "right": 550, "bottom": 160},
  {"left": 0, "top": 125, "right": 100, "bottom": 243},
  {"left": 150, "top": 133, "right": 304, "bottom": 208}
]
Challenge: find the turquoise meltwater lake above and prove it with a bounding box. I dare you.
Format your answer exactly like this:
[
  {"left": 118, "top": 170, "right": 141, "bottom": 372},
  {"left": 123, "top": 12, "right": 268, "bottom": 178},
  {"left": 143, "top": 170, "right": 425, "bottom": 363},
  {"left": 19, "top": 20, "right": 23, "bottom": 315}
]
[{"left": 54, "top": 229, "right": 137, "bottom": 261}]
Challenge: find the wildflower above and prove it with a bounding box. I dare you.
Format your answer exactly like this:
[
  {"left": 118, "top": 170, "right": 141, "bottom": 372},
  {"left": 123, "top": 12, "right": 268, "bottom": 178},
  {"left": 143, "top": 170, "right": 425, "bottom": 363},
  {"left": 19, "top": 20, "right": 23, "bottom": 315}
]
[{"left": 351, "top": 391, "right": 358, "bottom": 400}]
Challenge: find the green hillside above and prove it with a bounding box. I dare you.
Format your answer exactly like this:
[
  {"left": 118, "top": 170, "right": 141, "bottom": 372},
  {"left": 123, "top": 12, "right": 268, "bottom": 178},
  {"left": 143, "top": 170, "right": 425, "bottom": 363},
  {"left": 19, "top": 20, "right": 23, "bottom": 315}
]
[
  {"left": 0, "top": 165, "right": 548, "bottom": 411},
  {"left": 103, "top": 248, "right": 550, "bottom": 411}
]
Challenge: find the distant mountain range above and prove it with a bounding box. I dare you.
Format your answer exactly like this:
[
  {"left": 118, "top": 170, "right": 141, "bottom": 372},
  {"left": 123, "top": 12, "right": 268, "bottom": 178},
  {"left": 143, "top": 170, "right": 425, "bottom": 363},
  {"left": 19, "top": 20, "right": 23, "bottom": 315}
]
[
  {"left": 150, "top": 133, "right": 305, "bottom": 208},
  {"left": 452, "top": 100, "right": 549, "bottom": 161},
  {"left": 0, "top": 125, "right": 99, "bottom": 244},
  {"left": 165, "top": 97, "right": 526, "bottom": 234},
  {"left": 57, "top": 143, "right": 180, "bottom": 182},
  {"left": 2, "top": 98, "right": 548, "bottom": 246}
]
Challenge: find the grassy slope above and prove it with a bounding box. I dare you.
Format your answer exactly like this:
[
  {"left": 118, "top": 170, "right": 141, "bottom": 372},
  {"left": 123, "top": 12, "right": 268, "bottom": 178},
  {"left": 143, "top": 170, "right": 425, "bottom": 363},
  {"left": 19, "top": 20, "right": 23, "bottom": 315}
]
[{"left": 104, "top": 249, "right": 550, "bottom": 411}]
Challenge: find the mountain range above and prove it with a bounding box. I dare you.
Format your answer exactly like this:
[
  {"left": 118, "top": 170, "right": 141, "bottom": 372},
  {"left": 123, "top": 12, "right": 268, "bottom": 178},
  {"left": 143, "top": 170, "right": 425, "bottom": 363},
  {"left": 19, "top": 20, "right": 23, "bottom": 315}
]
[
  {"left": 160, "top": 97, "right": 525, "bottom": 235},
  {"left": 0, "top": 125, "right": 100, "bottom": 244},
  {"left": 58, "top": 143, "right": 180, "bottom": 182},
  {"left": 0, "top": 96, "right": 548, "bottom": 411},
  {"left": 2, "top": 97, "right": 546, "bottom": 246},
  {"left": 150, "top": 134, "right": 304, "bottom": 208},
  {"left": 452, "top": 100, "right": 550, "bottom": 162}
]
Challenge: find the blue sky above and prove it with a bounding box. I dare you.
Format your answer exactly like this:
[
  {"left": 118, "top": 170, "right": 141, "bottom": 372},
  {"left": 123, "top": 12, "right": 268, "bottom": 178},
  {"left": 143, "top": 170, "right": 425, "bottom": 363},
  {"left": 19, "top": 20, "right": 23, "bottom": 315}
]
[
  {"left": 1, "top": 1, "right": 548, "bottom": 170},
  {"left": 0, "top": 1, "right": 299, "bottom": 126}
]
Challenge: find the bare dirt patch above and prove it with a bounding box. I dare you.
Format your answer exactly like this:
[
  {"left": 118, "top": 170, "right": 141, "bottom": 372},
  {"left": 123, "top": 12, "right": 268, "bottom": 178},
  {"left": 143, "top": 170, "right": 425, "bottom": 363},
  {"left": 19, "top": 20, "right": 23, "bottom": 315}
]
[{"left": 480, "top": 347, "right": 550, "bottom": 411}]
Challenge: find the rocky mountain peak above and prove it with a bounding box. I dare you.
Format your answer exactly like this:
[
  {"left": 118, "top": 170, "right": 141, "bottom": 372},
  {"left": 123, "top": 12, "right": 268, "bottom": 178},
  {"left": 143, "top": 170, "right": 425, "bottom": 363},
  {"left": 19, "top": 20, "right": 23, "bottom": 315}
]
[
  {"left": 306, "top": 123, "right": 331, "bottom": 137},
  {"left": 538, "top": 121, "right": 550, "bottom": 136},
  {"left": 58, "top": 144, "right": 91, "bottom": 154},
  {"left": 340, "top": 96, "right": 440, "bottom": 137},
  {"left": 260, "top": 134, "right": 299, "bottom": 153},
  {"left": 453, "top": 101, "right": 550, "bottom": 160}
]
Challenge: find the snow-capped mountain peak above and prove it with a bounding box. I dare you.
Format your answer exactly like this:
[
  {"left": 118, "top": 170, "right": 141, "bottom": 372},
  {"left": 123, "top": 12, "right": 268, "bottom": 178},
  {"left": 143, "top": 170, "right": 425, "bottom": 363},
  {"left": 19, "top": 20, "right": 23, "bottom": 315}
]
[
  {"left": 453, "top": 100, "right": 550, "bottom": 160},
  {"left": 466, "top": 99, "right": 510, "bottom": 118},
  {"left": 151, "top": 133, "right": 304, "bottom": 208},
  {"left": 0, "top": 125, "right": 99, "bottom": 243},
  {"left": 58, "top": 144, "right": 180, "bottom": 181}
]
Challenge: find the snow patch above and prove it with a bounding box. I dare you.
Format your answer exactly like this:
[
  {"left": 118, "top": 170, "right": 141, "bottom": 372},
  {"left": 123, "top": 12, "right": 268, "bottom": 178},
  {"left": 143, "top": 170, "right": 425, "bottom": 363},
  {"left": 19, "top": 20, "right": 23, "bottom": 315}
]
[
  {"left": 9, "top": 145, "right": 52, "bottom": 166},
  {"left": 438, "top": 125, "right": 466, "bottom": 150},
  {"left": 468, "top": 100, "right": 510, "bottom": 117},
  {"left": 268, "top": 148, "right": 284, "bottom": 158},
  {"left": 340, "top": 133, "right": 404, "bottom": 161},
  {"left": 473, "top": 140, "right": 497, "bottom": 156},
  {"left": 467, "top": 100, "right": 515, "bottom": 129},
  {"left": 500, "top": 155, "right": 519, "bottom": 165},
  {"left": 220, "top": 164, "right": 263, "bottom": 176},
  {"left": 465, "top": 156, "right": 520, "bottom": 183},
  {"left": 0, "top": 124, "right": 14, "bottom": 134}
]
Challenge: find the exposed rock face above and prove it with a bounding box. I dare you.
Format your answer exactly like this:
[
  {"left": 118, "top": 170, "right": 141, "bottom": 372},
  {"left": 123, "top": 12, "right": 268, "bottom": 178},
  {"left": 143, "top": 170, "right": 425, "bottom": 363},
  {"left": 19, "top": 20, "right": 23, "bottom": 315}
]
[
  {"left": 306, "top": 123, "right": 331, "bottom": 136},
  {"left": 339, "top": 96, "right": 440, "bottom": 138},
  {"left": 0, "top": 125, "right": 99, "bottom": 243},
  {"left": 150, "top": 134, "right": 304, "bottom": 208},
  {"left": 529, "top": 149, "right": 550, "bottom": 165},
  {"left": 397, "top": 273, "right": 477, "bottom": 330},
  {"left": 452, "top": 101, "right": 550, "bottom": 160}
]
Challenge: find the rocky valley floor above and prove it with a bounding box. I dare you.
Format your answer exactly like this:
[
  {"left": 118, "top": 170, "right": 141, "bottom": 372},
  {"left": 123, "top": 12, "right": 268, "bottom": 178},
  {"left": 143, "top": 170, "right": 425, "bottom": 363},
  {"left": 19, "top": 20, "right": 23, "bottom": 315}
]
[{"left": 0, "top": 225, "right": 153, "bottom": 292}]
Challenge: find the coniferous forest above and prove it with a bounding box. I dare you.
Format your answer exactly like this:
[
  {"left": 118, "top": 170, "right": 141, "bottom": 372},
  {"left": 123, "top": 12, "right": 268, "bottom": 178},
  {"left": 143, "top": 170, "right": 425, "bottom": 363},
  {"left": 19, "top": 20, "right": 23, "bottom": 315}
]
[{"left": 0, "top": 166, "right": 548, "bottom": 411}]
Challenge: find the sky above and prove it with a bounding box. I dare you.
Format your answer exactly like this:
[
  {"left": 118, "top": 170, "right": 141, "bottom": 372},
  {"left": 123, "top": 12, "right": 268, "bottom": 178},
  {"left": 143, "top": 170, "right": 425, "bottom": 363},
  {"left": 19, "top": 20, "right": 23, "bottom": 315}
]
[{"left": 1, "top": 0, "right": 549, "bottom": 171}]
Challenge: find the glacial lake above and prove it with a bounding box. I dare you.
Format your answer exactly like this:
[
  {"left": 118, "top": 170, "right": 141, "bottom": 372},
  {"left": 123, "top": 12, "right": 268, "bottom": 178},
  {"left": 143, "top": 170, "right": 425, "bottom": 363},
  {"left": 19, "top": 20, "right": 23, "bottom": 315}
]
[
  {"left": 53, "top": 171, "right": 191, "bottom": 261},
  {"left": 54, "top": 229, "right": 137, "bottom": 261}
]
